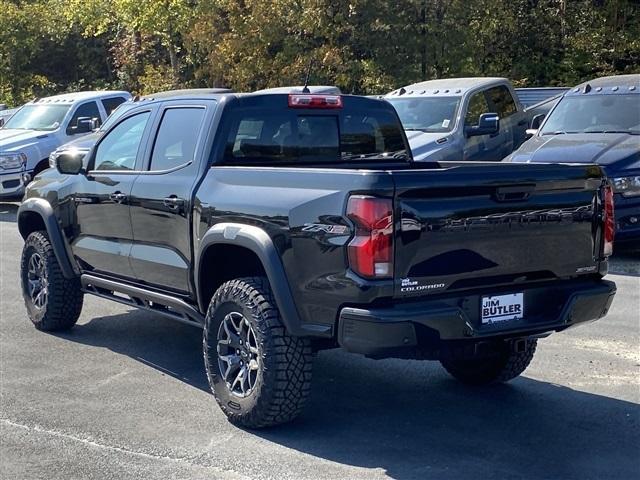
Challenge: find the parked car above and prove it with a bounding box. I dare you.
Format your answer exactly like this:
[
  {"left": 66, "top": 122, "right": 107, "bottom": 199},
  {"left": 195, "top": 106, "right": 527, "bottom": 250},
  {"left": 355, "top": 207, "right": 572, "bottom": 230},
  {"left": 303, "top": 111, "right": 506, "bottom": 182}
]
[
  {"left": 0, "top": 90, "right": 130, "bottom": 198},
  {"left": 18, "top": 89, "right": 616, "bottom": 428},
  {"left": 385, "top": 77, "right": 538, "bottom": 162},
  {"left": 505, "top": 74, "right": 640, "bottom": 244}
]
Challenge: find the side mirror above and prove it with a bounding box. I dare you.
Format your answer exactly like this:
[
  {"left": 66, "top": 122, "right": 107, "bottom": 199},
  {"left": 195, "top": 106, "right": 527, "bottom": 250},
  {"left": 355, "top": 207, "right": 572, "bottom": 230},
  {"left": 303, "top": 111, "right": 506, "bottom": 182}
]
[
  {"left": 0, "top": 118, "right": 4, "bottom": 128},
  {"left": 525, "top": 114, "right": 545, "bottom": 139},
  {"left": 466, "top": 113, "right": 500, "bottom": 137},
  {"left": 89, "top": 118, "right": 100, "bottom": 131},
  {"left": 55, "top": 152, "right": 85, "bottom": 175},
  {"left": 70, "top": 117, "right": 93, "bottom": 135},
  {"left": 525, "top": 128, "right": 538, "bottom": 138},
  {"left": 530, "top": 113, "right": 545, "bottom": 130}
]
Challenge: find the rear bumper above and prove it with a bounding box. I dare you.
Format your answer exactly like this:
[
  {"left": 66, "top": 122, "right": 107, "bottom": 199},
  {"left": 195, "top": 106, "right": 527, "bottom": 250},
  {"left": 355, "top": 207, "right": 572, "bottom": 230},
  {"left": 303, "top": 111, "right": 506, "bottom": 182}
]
[{"left": 337, "top": 279, "right": 616, "bottom": 356}]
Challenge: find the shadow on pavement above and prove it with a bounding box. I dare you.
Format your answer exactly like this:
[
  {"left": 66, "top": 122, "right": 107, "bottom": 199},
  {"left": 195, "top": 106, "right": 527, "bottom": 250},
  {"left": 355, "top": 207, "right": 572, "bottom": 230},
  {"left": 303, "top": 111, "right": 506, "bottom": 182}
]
[
  {"left": 57, "top": 309, "right": 639, "bottom": 480},
  {"left": 0, "top": 201, "right": 18, "bottom": 222}
]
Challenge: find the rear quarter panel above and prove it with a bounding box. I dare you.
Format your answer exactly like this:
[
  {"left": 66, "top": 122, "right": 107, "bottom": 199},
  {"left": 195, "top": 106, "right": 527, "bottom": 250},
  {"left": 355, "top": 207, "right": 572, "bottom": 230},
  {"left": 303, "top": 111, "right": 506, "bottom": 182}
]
[{"left": 194, "top": 167, "right": 395, "bottom": 335}]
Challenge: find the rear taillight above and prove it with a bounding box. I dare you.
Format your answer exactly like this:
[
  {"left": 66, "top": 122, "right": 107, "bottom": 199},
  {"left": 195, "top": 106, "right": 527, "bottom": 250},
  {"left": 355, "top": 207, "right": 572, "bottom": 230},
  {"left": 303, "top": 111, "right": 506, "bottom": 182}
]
[
  {"left": 288, "top": 94, "right": 342, "bottom": 109},
  {"left": 346, "top": 196, "right": 393, "bottom": 278},
  {"left": 603, "top": 184, "right": 615, "bottom": 257}
]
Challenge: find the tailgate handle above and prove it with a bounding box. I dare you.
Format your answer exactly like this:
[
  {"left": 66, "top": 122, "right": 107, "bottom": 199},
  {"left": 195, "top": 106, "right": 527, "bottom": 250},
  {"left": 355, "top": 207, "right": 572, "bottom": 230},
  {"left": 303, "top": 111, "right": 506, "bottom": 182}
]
[{"left": 494, "top": 185, "right": 534, "bottom": 202}]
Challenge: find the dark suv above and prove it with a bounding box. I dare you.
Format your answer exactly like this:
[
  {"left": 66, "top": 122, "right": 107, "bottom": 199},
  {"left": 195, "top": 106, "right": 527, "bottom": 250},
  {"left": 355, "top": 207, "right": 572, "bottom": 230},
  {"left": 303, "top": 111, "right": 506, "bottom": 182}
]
[
  {"left": 505, "top": 74, "right": 640, "bottom": 244},
  {"left": 19, "top": 90, "right": 616, "bottom": 427}
]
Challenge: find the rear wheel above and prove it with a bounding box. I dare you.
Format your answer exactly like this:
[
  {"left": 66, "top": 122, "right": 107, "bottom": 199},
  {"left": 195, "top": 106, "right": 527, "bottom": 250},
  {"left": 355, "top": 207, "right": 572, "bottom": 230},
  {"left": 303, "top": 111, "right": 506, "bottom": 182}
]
[
  {"left": 20, "top": 231, "right": 84, "bottom": 331},
  {"left": 203, "top": 277, "right": 313, "bottom": 428},
  {"left": 440, "top": 339, "right": 537, "bottom": 385}
]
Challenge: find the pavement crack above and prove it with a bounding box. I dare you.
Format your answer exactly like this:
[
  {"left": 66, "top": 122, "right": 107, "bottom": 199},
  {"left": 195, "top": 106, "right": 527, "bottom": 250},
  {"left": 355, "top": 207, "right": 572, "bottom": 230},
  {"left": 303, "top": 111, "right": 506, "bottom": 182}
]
[{"left": 0, "top": 417, "right": 248, "bottom": 479}]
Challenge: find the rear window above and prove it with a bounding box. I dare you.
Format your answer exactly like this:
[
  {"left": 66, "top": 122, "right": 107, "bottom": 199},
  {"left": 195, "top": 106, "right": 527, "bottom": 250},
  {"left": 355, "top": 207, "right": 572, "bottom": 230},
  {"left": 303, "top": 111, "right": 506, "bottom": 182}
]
[{"left": 223, "top": 105, "right": 407, "bottom": 165}]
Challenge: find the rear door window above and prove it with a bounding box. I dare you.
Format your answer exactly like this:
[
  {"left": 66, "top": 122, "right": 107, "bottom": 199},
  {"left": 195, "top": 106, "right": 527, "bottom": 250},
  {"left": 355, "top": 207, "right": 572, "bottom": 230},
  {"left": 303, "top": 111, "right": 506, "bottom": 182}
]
[
  {"left": 224, "top": 107, "right": 406, "bottom": 165},
  {"left": 102, "top": 97, "right": 128, "bottom": 116},
  {"left": 486, "top": 86, "right": 517, "bottom": 118},
  {"left": 149, "top": 107, "right": 205, "bottom": 171}
]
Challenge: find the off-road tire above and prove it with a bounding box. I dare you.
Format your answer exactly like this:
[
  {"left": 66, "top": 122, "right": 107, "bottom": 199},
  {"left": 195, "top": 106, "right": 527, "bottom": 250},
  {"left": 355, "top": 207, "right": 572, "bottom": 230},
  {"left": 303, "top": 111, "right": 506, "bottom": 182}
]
[
  {"left": 203, "top": 277, "right": 313, "bottom": 428},
  {"left": 20, "top": 231, "right": 83, "bottom": 331},
  {"left": 440, "top": 339, "right": 537, "bottom": 385}
]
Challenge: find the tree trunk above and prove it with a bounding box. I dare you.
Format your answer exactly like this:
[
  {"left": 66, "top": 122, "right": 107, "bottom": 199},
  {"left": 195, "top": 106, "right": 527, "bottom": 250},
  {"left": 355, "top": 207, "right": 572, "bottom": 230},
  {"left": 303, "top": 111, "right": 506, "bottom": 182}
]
[
  {"left": 168, "top": 42, "right": 180, "bottom": 86},
  {"left": 420, "top": 0, "right": 427, "bottom": 80}
]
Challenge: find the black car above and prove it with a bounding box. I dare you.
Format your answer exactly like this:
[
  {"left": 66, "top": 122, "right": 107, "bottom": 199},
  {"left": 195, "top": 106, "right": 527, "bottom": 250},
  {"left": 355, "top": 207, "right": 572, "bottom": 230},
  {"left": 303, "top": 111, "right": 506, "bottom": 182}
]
[
  {"left": 18, "top": 89, "right": 616, "bottom": 427},
  {"left": 506, "top": 74, "right": 640, "bottom": 244}
]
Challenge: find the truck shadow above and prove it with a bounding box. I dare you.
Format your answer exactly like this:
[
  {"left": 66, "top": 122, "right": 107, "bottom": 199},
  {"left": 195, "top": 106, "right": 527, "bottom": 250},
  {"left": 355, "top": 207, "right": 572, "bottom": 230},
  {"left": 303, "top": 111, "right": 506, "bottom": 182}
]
[{"left": 59, "top": 309, "right": 639, "bottom": 480}]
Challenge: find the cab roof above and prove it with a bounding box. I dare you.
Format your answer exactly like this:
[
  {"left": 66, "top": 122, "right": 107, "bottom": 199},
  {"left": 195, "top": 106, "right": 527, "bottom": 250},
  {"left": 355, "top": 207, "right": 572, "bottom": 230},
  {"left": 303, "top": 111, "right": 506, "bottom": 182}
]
[
  {"left": 138, "top": 88, "right": 233, "bottom": 100},
  {"left": 386, "top": 77, "right": 508, "bottom": 98},
  {"left": 30, "top": 90, "right": 131, "bottom": 105},
  {"left": 127, "top": 86, "right": 343, "bottom": 104},
  {"left": 567, "top": 74, "right": 639, "bottom": 96},
  {"left": 255, "top": 86, "right": 341, "bottom": 94}
]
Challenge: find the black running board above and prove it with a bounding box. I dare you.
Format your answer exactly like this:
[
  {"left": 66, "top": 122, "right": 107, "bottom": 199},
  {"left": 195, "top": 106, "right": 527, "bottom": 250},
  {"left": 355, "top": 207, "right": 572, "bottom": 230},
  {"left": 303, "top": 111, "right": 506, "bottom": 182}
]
[{"left": 80, "top": 274, "right": 204, "bottom": 328}]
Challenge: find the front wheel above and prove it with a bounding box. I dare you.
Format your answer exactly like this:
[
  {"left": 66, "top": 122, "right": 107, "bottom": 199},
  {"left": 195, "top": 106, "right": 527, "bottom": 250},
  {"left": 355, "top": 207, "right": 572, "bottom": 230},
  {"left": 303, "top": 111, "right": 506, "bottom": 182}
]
[
  {"left": 20, "top": 231, "right": 84, "bottom": 331},
  {"left": 203, "top": 277, "right": 313, "bottom": 428},
  {"left": 440, "top": 339, "right": 537, "bottom": 385}
]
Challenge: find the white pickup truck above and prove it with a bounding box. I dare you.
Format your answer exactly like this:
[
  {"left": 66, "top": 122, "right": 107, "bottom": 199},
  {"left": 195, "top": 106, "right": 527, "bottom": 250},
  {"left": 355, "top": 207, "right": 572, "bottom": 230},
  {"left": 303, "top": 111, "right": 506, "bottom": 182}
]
[{"left": 0, "top": 90, "right": 130, "bottom": 198}]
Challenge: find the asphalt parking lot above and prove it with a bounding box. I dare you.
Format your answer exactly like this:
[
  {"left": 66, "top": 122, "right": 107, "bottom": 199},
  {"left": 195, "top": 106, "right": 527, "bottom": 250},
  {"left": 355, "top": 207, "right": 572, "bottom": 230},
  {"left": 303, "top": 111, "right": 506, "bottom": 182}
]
[{"left": 0, "top": 199, "right": 638, "bottom": 480}]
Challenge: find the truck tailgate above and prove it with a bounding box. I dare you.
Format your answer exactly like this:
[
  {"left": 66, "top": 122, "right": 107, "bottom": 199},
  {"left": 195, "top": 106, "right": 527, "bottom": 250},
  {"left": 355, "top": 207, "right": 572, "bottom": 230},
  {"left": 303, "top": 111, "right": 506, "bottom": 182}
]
[{"left": 392, "top": 163, "right": 604, "bottom": 298}]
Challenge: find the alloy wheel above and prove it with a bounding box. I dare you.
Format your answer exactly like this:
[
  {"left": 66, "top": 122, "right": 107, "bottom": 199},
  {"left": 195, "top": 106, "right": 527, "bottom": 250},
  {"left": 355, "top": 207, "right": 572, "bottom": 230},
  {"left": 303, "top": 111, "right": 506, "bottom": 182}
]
[
  {"left": 27, "top": 251, "right": 48, "bottom": 309},
  {"left": 217, "top": 311, "right": 260, "bottom": 397}
]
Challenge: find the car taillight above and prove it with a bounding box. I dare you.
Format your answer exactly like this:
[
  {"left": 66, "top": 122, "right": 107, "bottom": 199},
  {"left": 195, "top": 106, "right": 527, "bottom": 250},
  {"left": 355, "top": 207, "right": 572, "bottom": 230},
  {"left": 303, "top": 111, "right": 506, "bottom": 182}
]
[
  {"left": 346, "top": 196, "right": 393, "bottom": 278},
  {"left": 603, "top": 184, "right": 615, "bottom": 257},
  {"left": 288, "top": 94, "right": 342, "bottom": 109}
]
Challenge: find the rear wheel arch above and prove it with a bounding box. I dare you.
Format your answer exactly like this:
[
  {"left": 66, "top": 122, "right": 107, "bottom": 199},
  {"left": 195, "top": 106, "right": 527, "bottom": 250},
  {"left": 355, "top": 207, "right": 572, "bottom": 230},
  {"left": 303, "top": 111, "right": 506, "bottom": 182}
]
[
  {"left": 196, "top": 223, "right": 303, "bottom": 336},
  {"left": 198, "top": 243, "right": 266, "bottom": 312}
]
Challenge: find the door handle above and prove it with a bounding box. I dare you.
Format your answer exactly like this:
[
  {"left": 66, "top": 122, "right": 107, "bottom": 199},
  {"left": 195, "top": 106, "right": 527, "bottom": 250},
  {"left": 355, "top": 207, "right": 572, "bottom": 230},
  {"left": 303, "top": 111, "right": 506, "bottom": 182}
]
[
  {"left": 163, "top": 195, "right": 185, "bottom": 210},
  {"left": 109, "top": 192, "right": 127, "bottom": 203}
]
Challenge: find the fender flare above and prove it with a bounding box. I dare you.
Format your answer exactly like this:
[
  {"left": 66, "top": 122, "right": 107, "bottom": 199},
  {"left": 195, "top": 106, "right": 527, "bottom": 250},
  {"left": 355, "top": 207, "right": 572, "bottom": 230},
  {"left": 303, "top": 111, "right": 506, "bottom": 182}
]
[
  {"left": 17, "top": 198, "right": 79, "bottom": 279},
  {"left": 196, "top": 223, "right": 303, "bottom": 336}
]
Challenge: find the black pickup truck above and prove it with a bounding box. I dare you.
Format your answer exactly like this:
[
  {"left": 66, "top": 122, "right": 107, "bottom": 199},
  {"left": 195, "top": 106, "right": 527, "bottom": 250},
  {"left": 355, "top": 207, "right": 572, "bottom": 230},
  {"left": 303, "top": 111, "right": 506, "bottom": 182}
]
[{"left": 18, "top": 91, "right": 617, "bottom": 428}]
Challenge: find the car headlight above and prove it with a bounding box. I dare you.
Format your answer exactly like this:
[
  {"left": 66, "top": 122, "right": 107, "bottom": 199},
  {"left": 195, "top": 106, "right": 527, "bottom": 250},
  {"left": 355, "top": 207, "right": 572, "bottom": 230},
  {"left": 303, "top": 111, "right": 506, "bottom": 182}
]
[
  {"left": 0, "top": 152, "right": 27, "bottom": 170},
  {"left": 612, "top": 176, "right": 640, "bottom": 197}
]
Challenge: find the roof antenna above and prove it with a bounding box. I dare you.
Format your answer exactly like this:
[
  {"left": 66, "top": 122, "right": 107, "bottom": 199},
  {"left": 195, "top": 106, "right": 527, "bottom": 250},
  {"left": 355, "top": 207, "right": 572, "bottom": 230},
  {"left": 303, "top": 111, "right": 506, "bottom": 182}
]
[{"left": 301, "top": 60, "right": 314, "bottom": 94}]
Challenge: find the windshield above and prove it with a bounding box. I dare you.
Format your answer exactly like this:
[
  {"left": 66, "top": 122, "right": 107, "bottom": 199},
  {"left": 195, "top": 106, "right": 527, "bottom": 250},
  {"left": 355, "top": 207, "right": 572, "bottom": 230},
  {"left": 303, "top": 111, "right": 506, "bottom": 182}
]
[
  {"left": 3, "top": 104, "right": 70, "bottom": 131},
  {"left": 540, "top": 94, "right": 640, "bottom": 135},
  {"left": 387, "top": 97, "right": 460, "bottom": 133},
  {"left": 99, "top": 102, "right": 134, "bottom": 132}
]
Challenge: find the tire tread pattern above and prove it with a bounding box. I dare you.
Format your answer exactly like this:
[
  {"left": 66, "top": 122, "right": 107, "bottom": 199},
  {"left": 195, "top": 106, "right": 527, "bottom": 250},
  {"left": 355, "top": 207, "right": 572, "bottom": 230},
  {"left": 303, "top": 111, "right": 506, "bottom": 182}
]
[
  {"left": 441, "top": 339, "right": 537, "bottom": 385},
  {"left": 204, "top": 277, "right": 312, "bottom": 428},
  {"left": 21, "top": 231, "right": 83, "bottom": 331}
]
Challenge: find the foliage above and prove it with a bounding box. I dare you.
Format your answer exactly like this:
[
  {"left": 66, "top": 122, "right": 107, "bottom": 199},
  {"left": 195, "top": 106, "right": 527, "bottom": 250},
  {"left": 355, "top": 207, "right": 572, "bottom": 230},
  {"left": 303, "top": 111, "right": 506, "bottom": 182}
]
[{"left": 1, "top": 0, "right": 638, "bottom": 107}]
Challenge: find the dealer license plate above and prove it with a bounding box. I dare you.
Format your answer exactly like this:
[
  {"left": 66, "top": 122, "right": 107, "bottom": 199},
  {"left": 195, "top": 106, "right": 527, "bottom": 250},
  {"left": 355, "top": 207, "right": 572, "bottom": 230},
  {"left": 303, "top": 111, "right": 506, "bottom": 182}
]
[{"left": 481, "top": 293, "right": 524, "bottom": 324}]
